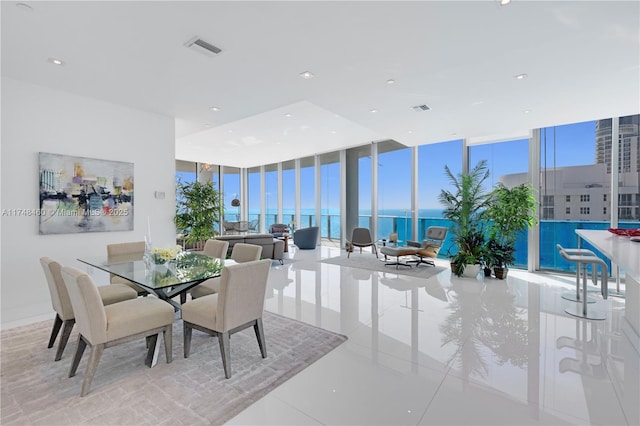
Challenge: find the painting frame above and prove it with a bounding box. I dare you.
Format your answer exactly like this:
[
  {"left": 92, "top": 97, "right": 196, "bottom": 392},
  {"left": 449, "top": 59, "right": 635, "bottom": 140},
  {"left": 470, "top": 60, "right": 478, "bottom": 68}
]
[{"left": 38, "top": 152, "right": 134, "bottom": 235}]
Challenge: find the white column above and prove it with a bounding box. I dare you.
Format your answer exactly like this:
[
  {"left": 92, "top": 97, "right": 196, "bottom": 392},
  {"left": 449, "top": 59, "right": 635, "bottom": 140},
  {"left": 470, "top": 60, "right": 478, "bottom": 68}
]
[
  {"left": 411, "top": 146, "right": 419, "bottom": 241},
  {"left": 529, "top": 128, "right": 541, "bottom": 272}
]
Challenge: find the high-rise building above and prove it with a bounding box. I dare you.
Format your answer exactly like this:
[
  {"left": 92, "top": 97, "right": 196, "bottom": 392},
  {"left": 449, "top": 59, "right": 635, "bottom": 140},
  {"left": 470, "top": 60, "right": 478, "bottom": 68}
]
[{"left": 501, "top": 114, "right": 640, "bottom": 221}]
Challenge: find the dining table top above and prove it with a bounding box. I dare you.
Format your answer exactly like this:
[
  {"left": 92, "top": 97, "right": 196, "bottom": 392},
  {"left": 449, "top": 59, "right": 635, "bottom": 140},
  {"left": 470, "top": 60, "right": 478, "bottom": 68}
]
[{"left": 78, "top": 251, "right": 226, "bottom": 291}]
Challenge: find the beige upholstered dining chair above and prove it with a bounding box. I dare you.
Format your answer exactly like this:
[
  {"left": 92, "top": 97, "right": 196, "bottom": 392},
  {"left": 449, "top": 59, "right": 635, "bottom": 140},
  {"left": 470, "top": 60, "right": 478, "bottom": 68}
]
[
  {"left": 190, "top": 242, "right": 262, "bottom": 300},
  {"left": 106, "top": 241, "right": 148, "bottom": 296},
  {"left": 182, "top": 259, "right": 272, "bottom": 379},
  {"left": 202, "top": 238, "right": 229, "bottom": 259},
  {"left": 179, "top": 239, "right": 230, "bottom": 304},
  {"left": 61, "top": 266, "right": 175, "bottom": 396},
  {"left": 40, "top": 257, "right": 138, "bottom": 361},
  {"left": 347, "top": 227, "right": 378, "bottom": 258}
]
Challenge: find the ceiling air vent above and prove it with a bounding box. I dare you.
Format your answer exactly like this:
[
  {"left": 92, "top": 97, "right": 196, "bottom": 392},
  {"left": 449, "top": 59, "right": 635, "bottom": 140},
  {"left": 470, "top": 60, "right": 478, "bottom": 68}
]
[
  {"left": 184, "top": 36, "right": 222, "bottom": 58},
  {"left": 412, "top": 104, "right": 431, "bottom": 112}
]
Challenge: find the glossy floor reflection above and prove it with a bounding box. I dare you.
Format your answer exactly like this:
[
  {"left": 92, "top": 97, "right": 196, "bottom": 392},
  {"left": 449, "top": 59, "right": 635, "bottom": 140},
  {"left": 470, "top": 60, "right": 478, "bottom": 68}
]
[{"left": 228, "top": 246, "right": 639, "bottom": 426}]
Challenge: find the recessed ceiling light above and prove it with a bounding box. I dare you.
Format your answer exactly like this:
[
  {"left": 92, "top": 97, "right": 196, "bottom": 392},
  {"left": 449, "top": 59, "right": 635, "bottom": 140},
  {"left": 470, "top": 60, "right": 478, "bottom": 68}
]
[
  {"left": 47, "top": 58, "right": 65, "bottom": 66},
  {"left": 227, "top": 130, "right": 233, "bottom": 133},
  {"left": 523, "top": 109, "right": 532, "bottom": 114},
  {"left": 386, "top": 79, "right": 396, "bottom": 84},
  {"left": 210, "top": 107, "right": 220, "bottom": 112},
  {"left": 515, "top": 73, "right": 528, "bottom": 80},
  {"left": 369, "top": 109, "right": 378, "bottom": 113},
  {"left": 408, "top": 130, "right": 413, "bottom": 134},
  {"left": 471, "top": 100, "right": 485, "bottom": 106},
  {"left": 330, "top": 130, "right": 337, "bottom": 134},
  {"left": 16, "top": 2, "right": 34, "bottom": 12},
  {"left": 500, "top": 0, "right": 511, "bottom": 5},
  {"left": 299, "top": 71, "right": 314, "bottom": 79},
  {"left": 284, "top": 113, "right": 292, "bottom": 117}
]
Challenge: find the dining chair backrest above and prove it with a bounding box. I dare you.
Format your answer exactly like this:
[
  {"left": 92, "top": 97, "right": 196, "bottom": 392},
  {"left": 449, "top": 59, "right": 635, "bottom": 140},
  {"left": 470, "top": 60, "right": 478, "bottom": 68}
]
[
  {"left": 230, "top": 243, "right": 263, "bottom": 263},
  {"left": 40, "top": 257, "right": 74, "bottom": 321},
  {"left": 61, "top": 267, "right": 108, "bottom": 345},
  {"left": 216, "top": 259, "right": 271, "bottom": 333},
  {"left": 107, "top": 241, "right": 145, "bottom": 259},
  {"left": 203, "top": 239, "right": 229, "bottom": 259}
]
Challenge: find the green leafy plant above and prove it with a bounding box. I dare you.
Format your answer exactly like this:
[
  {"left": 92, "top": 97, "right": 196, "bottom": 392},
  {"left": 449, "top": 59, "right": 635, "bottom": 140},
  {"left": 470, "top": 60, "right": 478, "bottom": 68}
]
[
  {"left": 175, "top": 179, "right": 222, "bottom": 245},
  {"left": 484, "top": 183, "right": 537, "bottom": 269},
  {"left": 439, "top": 160, "right": 492, "bottom": 277}
]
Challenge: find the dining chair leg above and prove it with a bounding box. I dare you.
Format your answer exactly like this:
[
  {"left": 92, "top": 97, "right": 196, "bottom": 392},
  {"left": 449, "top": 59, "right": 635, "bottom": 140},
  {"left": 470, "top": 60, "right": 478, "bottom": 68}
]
[
  {"left": 163, "top": 325, "right": 173, "bottom": 363},
  {"left": 254, "top": 318, "right": 267, "bottom": 359},
  {"left": 55, "top": 319, "right": 75, "bottom": 361},
  {"left": 145, "top": 334, "right": 159, "bottom": 367},
  {"left": 81, "top": 343, "right": 104, "bottom": 397},
  {"left": 218, "top": 332, "right": 232, "bottom": 379},
  {"left": 183, "top": 323, "right": 192, "bottom": 358},
  {"left": 69, "top": 336, "right": 88, "bottom": 378},
  {"left": 48, "top": 314, "right": 63, "bottom": 348},
  {"left": 180, "top": 293, "right": 187, "bottom": 304}
]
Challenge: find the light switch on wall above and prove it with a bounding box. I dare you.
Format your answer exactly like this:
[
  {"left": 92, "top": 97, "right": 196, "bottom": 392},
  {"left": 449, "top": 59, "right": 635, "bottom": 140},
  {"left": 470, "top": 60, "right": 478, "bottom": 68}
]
[{"left": 154, "top": 191, "right": 165, "bottom": 199}]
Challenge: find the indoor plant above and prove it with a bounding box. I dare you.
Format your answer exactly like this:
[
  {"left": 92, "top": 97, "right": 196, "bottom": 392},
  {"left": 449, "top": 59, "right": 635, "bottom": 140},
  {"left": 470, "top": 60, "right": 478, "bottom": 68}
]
[
  {"left": 484, "top": 183, "right": 537, "bottom": 279},
  {"left": 439, "top": 160, "right": 492, "bottom": 277},
  {"left": 175, "top": 179, "right": 223, "bottom": 249}
]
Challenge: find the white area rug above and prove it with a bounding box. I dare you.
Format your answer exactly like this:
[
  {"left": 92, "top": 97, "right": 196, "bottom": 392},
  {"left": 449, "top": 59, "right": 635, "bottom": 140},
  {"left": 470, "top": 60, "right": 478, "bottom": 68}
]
[
  {"left": 1, "top": 311, "right": 346, "bottom": 425},
  {"left": 321, "top": 252, "right": 446, "bottom": 280}
]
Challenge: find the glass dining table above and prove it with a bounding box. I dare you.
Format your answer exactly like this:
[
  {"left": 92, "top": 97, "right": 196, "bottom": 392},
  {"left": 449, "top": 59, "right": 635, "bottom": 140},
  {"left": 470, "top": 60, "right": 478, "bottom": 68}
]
[{"left": 78, "top": 251, "right": 226, "bottom": 312}]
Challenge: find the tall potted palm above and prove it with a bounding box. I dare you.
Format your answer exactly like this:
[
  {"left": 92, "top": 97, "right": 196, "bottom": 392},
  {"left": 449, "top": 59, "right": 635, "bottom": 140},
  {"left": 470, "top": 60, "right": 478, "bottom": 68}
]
[
  {"left": 484, "top": 183, "right": 537, "bottom": 279},
  {"left": 439, "top": 160, "right": 492, "bottom": 277},
  {"left": 175, "top": 179, "right": 223, "bottom": 250}
]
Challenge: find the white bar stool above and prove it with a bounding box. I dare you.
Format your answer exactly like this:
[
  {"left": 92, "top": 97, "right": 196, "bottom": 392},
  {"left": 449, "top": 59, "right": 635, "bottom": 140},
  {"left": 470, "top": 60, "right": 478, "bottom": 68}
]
[
  {"left": 556, "top": 244, "right": 599, "bottom": 303},
  {"left": 558, "top": 248, "right": 609, "bottom": 320}
]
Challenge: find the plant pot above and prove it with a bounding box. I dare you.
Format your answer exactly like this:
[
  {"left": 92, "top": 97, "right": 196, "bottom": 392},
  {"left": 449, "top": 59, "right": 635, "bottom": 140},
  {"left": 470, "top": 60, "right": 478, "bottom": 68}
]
[
  {"left": 493, "top": 267, "right": 508, "bottom": 279},
  {"left": 462, "top": 264, "right": 481, "bottom": 278},
  {"left": 483, "top": 267, "right": 492, "bottom": 277}
]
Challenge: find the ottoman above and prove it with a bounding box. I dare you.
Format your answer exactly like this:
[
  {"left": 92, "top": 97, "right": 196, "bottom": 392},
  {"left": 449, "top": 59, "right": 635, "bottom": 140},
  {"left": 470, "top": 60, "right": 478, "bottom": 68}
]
[{"left": 379, "top": 246, "right": 419, "bottom": 269}]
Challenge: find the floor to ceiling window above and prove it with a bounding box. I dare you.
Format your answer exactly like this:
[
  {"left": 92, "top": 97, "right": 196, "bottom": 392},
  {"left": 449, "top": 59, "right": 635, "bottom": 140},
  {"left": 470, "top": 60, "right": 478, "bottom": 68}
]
[
  {"left": 247, "top": 166, "right": 261, "bottom": 232},
  {"left": 377, "top": 140, "right": 412, "bottom": 242},
  {"left": 539, "top": 119, "right": 607, "bottom": 271},
  {"left": 300, "top": 156, "right": 316, "bottom": 229},
  {"left": 417, "top": 139, "right": 463, "bottom": 257},
  {"left": 320, "top": 152, "right": 340, "bottom": 241},
  {"left": 222, "top": 166, "right": 240, "bottom": 224},
  {"left": 470, "top": 138, "right": 529, "bottom": 267},
  {"left": 265, "top": 163, "right": 278, "bottom": 230},
  {"left": 282, "top": 160, "right": 295, "bottom": 228}
]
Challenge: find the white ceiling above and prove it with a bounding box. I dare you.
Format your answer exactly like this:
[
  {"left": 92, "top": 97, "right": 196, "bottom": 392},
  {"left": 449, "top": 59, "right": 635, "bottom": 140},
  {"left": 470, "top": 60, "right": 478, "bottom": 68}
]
[{"left": 2, "top": 1, "right": 639, "bottom": 168}]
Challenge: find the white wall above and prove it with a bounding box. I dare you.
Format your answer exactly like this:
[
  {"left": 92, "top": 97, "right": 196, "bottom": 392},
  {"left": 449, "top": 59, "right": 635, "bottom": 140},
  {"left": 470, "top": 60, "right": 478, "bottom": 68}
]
[{"left": 1, "top": 78, "right": 176, "bottom": 328}]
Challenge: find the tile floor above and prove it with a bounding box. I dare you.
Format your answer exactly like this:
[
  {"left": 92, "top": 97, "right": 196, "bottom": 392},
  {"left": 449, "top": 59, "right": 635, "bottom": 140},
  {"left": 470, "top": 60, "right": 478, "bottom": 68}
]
[{"left": 228, "top": 245, "right": 639, "bottom": 426}]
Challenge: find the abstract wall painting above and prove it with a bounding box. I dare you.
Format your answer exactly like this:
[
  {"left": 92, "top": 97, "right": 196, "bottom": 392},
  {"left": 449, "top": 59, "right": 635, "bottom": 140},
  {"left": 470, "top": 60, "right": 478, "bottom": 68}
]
[{"left": 39, "top": 152, "right": 134, "bottom": 234}]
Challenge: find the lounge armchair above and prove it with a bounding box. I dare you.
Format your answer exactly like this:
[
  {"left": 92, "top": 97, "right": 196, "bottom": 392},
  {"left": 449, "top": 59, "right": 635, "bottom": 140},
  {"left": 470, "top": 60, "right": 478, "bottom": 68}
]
[
  {"left": 293, "top": 226, "right": 319, "bottom": 249},
  {"left": 269, "top": 223, "right": 290, "bottom": 238},
  {"left": 407, "top": 226, "right": 448, "bottom": 267}
]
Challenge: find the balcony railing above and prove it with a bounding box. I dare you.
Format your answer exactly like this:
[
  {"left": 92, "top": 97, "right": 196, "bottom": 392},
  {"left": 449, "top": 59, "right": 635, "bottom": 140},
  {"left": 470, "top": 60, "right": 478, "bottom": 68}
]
[{"left": 231, "top": 210, "right": 638, "bottom": 275}]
